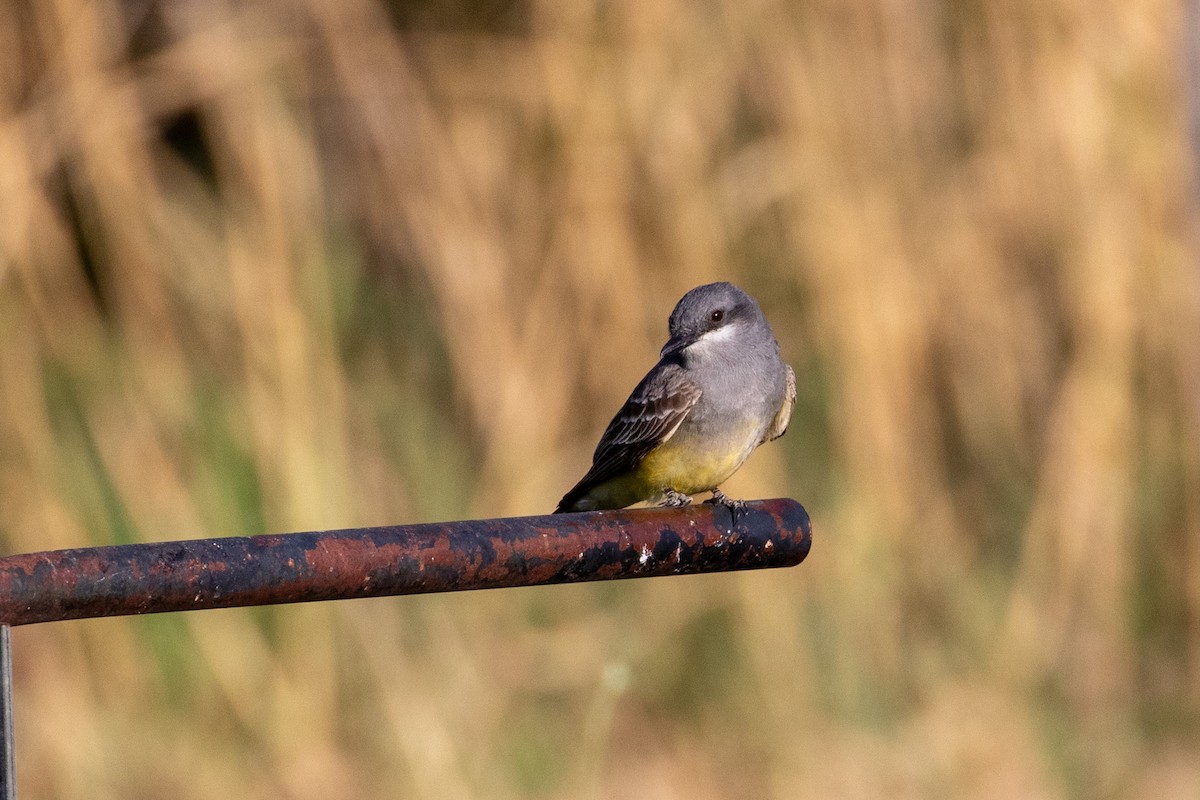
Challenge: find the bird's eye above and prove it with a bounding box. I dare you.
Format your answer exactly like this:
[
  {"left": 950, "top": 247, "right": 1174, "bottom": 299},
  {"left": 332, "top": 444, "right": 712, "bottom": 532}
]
[{"left": 710, "top": 309, "right": 725, "bottom": 323}]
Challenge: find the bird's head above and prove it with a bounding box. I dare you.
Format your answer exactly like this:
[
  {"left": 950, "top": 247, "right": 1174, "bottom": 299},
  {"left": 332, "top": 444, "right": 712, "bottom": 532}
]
[{"left": 660, "top": 282, "right": 764, "bottom": 359}]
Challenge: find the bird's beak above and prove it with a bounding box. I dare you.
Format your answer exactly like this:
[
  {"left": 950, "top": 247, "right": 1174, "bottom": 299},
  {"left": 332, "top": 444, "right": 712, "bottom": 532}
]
[{"left": 660, "top": 331, "right": 699, "bottom": 358}]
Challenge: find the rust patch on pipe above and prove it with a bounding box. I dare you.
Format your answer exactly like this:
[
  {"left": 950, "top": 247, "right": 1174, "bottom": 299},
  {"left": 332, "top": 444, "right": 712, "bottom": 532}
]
[{"left": 0, "top": 499, "right": 811, "bottom": 626}]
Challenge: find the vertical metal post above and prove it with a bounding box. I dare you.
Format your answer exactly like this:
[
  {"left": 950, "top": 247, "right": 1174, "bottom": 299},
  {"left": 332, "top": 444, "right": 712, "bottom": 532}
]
[{"left": 0, "top": 625, "right": 14, "bottom": 800}]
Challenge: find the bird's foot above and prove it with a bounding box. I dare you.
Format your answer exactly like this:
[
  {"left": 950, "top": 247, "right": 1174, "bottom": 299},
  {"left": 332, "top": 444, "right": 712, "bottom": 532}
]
[
  {"left": 705, "top": 488, "right": 745, "bottom": 510},
  {"left": 659, "top": 489, "right": 693, "bottom": 508}
]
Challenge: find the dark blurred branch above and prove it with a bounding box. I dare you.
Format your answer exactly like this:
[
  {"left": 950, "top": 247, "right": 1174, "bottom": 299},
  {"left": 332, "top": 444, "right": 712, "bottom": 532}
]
[{"left": 0, "top": 500, "right": 811, "bottom": 627}]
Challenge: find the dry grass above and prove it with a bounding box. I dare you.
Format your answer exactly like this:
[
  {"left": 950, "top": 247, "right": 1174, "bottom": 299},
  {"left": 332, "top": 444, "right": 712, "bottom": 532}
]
[{"left": 1, "top": 0, "right": 1199, "bottom": 797}]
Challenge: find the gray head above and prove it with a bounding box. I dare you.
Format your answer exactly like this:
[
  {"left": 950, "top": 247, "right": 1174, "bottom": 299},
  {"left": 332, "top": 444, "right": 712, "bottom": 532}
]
[{"left": 660, "top": 282, "right": 769, "bottom": 359}]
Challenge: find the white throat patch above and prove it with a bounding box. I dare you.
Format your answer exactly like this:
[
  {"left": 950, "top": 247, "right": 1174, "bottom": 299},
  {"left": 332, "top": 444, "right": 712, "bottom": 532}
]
[{"left": 688, "top": 322, "right": 740, "bottom": 356}]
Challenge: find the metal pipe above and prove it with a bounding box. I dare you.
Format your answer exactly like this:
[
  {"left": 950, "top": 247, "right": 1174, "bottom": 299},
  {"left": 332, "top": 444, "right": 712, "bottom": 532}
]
[
  {"left": 0, "top": 499, "right": 811, "bottom": 627},
  {"left": 0, "top": 626, "right": 14, "bottom": 800}
]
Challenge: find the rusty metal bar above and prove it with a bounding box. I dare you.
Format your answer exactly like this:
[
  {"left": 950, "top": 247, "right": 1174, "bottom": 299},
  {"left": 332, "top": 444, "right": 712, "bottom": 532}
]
[
  {"left": 0, "top": 626, "right": 13, "bottom": 800},
  {"left": 0, "top": 499, "right": 810, "bottom": 627}
]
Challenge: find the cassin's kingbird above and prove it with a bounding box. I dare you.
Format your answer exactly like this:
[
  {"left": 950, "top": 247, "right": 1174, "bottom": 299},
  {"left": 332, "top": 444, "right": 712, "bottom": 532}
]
[{"left": 555, "top": 282, "right": 796, "bottom": 513}]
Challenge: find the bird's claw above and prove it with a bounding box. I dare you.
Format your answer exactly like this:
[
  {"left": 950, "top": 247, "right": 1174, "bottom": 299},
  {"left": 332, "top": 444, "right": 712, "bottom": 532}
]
[
  {"left": 705, "top": 488, "right": 745, "bottom": 510},
  {"left": 659, "top": 489, "right": 693, "bottom": 508}
]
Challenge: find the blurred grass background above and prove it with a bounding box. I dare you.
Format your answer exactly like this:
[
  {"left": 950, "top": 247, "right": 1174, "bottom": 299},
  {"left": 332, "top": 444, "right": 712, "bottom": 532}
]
[{"left": 1, "top": 0, "right": 1199, "bottom": 797}]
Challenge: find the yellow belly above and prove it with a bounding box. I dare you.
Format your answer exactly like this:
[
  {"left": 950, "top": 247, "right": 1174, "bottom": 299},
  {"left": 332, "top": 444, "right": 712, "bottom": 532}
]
[
  {"left": 566, "top": 419, "right": 762, "bottom": 510},
  {"left": 635, "top": 421, "right": 759, "bottom": 495}
]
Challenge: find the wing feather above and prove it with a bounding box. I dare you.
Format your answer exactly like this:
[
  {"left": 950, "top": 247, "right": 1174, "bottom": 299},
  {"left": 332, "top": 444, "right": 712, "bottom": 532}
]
[
  {"left": 556, "top": 363, "right": 701, "bottom": 510},
  {"left": 760, "top": 364, "right": 796, "bottom": 444}
]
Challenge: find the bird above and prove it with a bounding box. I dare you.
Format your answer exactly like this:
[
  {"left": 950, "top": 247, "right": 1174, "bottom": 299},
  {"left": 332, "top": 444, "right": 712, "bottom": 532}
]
[{"left": 555, "top": 282, "right": 795, "bottom": 513}]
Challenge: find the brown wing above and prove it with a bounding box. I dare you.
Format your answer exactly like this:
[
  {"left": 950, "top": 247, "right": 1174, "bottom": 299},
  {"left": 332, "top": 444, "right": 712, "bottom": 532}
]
[
  {"left": 556, "top": 363, "right": 702, "bottom": 512},
  {"left": 760, "top": 364, "right": 796, "bottom": 444}
]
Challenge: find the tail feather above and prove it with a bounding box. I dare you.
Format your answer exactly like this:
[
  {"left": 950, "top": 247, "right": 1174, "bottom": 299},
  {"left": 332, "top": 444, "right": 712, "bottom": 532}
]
[{"left": 553, "top": 482, "right": 589, "bottom": 513}]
